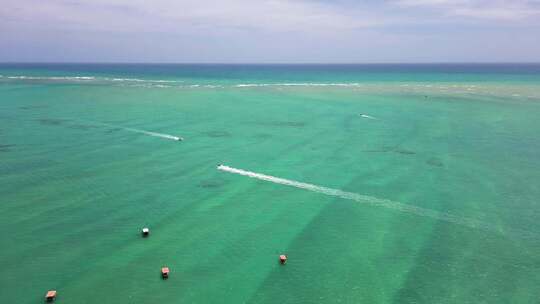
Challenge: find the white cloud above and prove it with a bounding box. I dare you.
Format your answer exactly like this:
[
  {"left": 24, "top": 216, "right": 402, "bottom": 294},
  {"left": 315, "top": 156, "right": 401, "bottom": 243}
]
[
  {"left": 2, "top": 0, "right": 539, "bottom": 36},
  {"left": 0, "top": 0, "right": 385, "bottom": 33},
  {"left": 2, "top": 0, "right": 540, "bottom": 62},
  {"left": 395, "top": 0, "right": 540, "bottom": 20}
]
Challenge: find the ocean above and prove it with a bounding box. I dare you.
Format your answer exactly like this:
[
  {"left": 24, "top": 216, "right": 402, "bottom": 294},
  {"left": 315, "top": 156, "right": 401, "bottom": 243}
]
[{"left": 1, "top": 63, "right": 540, "bottom": 303}]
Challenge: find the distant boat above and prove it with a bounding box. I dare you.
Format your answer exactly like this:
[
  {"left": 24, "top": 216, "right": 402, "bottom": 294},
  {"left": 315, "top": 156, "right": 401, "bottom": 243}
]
[{"left": 359, "top": 113, "right": 376, "bottom": 119}]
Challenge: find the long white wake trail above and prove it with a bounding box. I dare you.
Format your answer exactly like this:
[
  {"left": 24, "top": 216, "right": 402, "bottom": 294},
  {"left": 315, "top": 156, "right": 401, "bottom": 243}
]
[
  {"left": 93, "top": 121, "right": 183, "bottom": 141},
  {"left": 217, "top": 165, "right": 535, "bottom": 239},
  {"left": 122, "top": 126, "right": 183, "bottom": 141}
]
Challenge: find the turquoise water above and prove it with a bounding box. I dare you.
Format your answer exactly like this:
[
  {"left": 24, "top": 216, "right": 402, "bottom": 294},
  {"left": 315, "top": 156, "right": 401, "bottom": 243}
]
[{"left": 1, "top": 64, "right": 540, "bottom": 303}]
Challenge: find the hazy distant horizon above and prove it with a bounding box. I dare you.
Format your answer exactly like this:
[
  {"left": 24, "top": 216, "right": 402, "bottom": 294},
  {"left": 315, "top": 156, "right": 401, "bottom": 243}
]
[
  {"left": 2, "top": 62, "right": 540, "bottom": 65},
  {"left": 2, "top": 1, "right": 540, "bottom": 63}
]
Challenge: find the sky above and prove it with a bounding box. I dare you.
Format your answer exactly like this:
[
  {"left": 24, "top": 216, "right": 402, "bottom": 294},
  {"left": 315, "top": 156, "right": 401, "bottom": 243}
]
[{"left": 1, "top": 0, "right": 540, "bottom": 63}]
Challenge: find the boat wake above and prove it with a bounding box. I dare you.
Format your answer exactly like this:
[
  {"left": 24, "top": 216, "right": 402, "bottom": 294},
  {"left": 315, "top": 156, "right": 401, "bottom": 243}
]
[
  {"left": 92, "top": 121, "right": 183, "bottom": 141},
  {"left": 122, "top": 127, "right": 183, "bottom": 141},
  {"left": 359, "top": 114, "right": 377, "bottom": 120},
  {"left": 217, "top": 164, "right": 536, "bottom": 240}
]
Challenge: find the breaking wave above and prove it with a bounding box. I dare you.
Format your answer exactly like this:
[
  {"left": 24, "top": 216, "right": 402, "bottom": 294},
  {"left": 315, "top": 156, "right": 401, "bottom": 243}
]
[
  {"left": 235, "top": 83, "right": 363, "bottom": 87},
  {"left": 0, "top": 75, "right": 183, "bottom": 84},
  {"left": 1, "top": 75, "right": 537, "bottom": 98}
]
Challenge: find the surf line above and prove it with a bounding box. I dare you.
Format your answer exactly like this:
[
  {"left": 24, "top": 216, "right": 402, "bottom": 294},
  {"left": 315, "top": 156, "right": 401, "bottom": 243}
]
[{"left": 217, "top": 165, "right": 533, "bottom": 239}]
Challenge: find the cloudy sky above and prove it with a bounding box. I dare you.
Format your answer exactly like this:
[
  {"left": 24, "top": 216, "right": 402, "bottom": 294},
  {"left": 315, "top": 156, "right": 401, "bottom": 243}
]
[{"left": 1, "top": 0, "right": 540, "bottom": 62}]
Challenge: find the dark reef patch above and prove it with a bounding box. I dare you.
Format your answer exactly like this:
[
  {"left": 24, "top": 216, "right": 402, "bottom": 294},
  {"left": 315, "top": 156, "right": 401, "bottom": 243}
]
[
  {"left": 394, "top": 149, "right": 416, "bottom": 155},
  {"left": 426, "top": 158, "right": 444, "bottom": 167},
  {"left": 38, "top": 118, "right": 68, "bottom": 126},
  {"left": 20, "top": 105, "right": 47, "bottom": 110},
  {"left": 204, "top": 131, "right": 231, "bottom": 138},
  {"left": 362, "top": 145, "right": 416, "bottom": 156},
  {"left": 68, "top": 124, "right": 99, "bottom": 131},
  {"left": 258, "top": 121, "right": 306, "bottom": 128},
  {"left": 198, "top": 179, "right": 225, "bottom": 189},
  {"left": 0, "top": 144, "right": 15, "bottom": 152},
  {"left": 105, "top": 127, "right": 122, "bottom": 133}
]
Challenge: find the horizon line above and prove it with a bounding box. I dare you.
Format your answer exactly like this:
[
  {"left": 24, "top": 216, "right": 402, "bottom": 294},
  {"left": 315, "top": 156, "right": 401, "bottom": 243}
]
[{"left": 1, "top": 62, "right": 540, "bottom": 65}]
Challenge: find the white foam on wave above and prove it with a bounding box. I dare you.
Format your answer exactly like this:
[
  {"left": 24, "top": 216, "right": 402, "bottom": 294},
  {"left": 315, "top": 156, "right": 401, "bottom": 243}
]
[
  {"left": 3, "top": 76, "right": 536, "bottom": 100},
  {"left": 0, "top": 75, "right": 183, "bottom": 84},
  {"left": 107, "top": 77, "right": 182, "bottom": 83},
  {"left": 234, "top": 83, "right": 362, "bottom": 88},
  {"left": 217, "top": 165, "right": 537, "bottom": 240},
  {"left": 1, "top": 75, "right": 96, "bottom": 81}
]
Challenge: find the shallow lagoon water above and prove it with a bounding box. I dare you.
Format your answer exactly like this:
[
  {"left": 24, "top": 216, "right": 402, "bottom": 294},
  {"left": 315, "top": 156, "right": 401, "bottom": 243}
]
[{"left": 1, "top": 64, "right": 540, "bottom": 303}]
